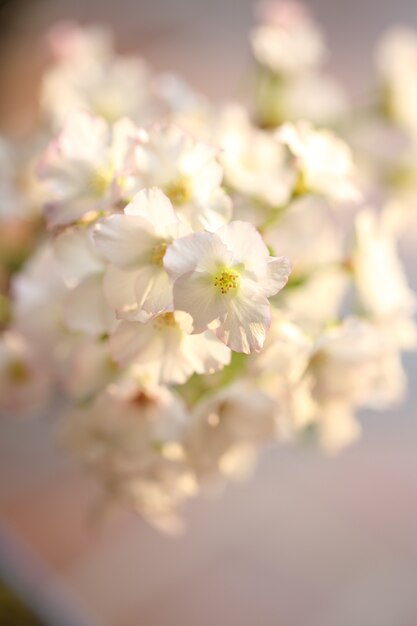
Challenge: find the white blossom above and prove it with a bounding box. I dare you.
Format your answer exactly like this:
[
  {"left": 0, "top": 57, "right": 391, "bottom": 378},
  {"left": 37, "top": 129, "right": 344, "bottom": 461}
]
[
  {"left": 42, "top": 22, "right": 151, "bottom": 126},
  {"left": 0, "top": 331, "right": 52, "bottom": 416},
  {"left": 251, "top": 1, "right": 326, "bottom": 75},
  {"left": 110, "top": 311, "right": 231, "bottom": 385},
  {"left": 62, "top": 381, "right": 196, "bottom": 533},
  {"left": 277, "top": 121, "right": 361, "bottom": 202},
  {"left": 130, "top": 124, "right": 232, "bottom": 231},
  {"left": 217, "top": 104, "right": 296, "bottom": 207},
  {"left": 164, "top": 220, "right": 291, "bottom": 353},
  {"left": 38, "top": 110, "right": 136, "bottom": 227},
  {"left": 186, "top": 384, "right": 277, "bottom": 483},
  {"left": 93, "top": 188, "right": 188, "bottom": 321}
]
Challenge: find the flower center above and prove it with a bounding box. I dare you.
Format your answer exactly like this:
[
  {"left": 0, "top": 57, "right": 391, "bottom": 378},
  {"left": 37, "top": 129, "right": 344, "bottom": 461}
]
[
  {"left": 90, "top": 167, "right": 113, "bottom": 196},
  {"left": 154, "top": 312, "right": 177, "bottom": 329},
  {"left": 164, "top": 177, "right": 192, "bottom": 205},
  {"left": 213, "top": 269, "right": 240, "bottom": 294},
  {"left": 150, "top": 241, "right": 168, "bottom": 266}
]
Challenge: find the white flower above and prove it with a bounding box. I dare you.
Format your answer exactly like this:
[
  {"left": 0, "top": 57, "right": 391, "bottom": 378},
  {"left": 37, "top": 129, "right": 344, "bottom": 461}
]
[
  {"left": 164, "top": 220, "right": 291, "bottom": 353},
  {"left": 309, "top": 317, "right": 406, "bottom": 408},
  {"left": 265, "top": 195, "right": 344, "bottom": 276},
  {"left": 42, "top": 22, "right": 150, "bottom": 126},
  {"left": 154, "top": 73, "right": 213, "bottom": 138},
  {"left": 186, "top": 384, "right": 277, "bottom": 482},
  {"left": 251, "top": 1, "right": 326, "bottom": 75},
  {"left": 252, "top": 312, "right": 312, "bottom": 385},
  {"left": 250, "top": 312, "right": 316, "bottom": 437},
  {"left": 93, "top": 188, "right": 188, "bottom": 321},
  {"left": 131, "top": 124, "right": 232, "bottom": 231},
  {"left": 315, "top": 401, "right": 361, "bottom": 454},
  {"left": 353, "top": 208, "right": 416, "bottom": 320},
  {"left": 217, "top": 104, "right": 296, "bottom": 207},
  {"left": 62, "top": 381, "right": 196, "bottom": 533},
  {"left": 54, "top": 228, "right": 116, "bottom": 336},
  {"left": 0, "top": 331, "right": 52, "bottom": 416},
  {"left": 11, "top": 245, "right": 67, "bottom": 351},
  {"left": 274, "top": 72, "right": 348, "bottom": 125},
  {"left": 38, "top": 110, "right": 136, "bottom": 227},
  {"left": 282, "top": 268, "right": 349, "bottom": 326},
  {"left": 276, "top": 121, "right": 361, "bottom": 202},
  {"left": 110, "top": 311, "right": 231, "bottom": 385},
  {"left": 376, "top": 27, "right": 417, "bottom": 136},
  {"left": 0, "top": 136, "right": 44, "bottom": 223}
]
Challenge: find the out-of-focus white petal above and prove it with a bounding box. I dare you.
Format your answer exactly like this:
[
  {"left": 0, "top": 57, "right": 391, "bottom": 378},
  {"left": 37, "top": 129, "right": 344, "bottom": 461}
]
[{"left": 93, "top": 214, "right": 155, "bottom": 268}]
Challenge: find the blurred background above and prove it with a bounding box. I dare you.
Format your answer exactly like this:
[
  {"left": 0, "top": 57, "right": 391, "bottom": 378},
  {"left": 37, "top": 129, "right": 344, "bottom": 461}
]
[{"left": 1, "top": 0, "right": 417, "bottom": 625}]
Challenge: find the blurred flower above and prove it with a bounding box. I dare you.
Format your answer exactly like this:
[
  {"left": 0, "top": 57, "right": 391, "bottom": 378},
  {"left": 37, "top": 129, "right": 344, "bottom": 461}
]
[
  {"left": 110, "top": 311, "right": 231, "bottom": 385},
  {"left": 62, "top": 381, "right": 196, "bottom": 533},
  {"left": 376, "top": 26, "right": 417, "bottom": 137},
  {"left": 0, "top": 331, "right": 52, "bottom": 416},
  {"left": 42, "top": 22, "right": 151, "bottom": 126},
  {"left": 251, "top": 1, "right": 326, "bottom": 75},
  {"left": 130, "top": 124, "right": 232, "bottom": 231},
  {"left": 277, "top": 121, "right": 361, "bottom": 202},
  {"left": 186, "top": 384, "right": 277, "bottom": 483},
  {"left": 217, "top": 104, "right": 296, "bottom": 207},
  {"left": 38, "top": 110, "right": 136, "bottom": 227}
]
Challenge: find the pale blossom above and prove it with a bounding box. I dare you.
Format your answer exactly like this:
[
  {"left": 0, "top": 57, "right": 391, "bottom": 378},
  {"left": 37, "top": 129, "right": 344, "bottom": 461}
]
[
  {"left": 251, "top": 1, "right": 326, "bottom": 75},
  {"left": 62, "top": 381, "right": 196, "bottom": 533},
  {"left": 265, "top": 195, "right": 344, "bottom": 276},
  {"left": 376, "top": 27, "right": 417, "bottom": 137},
  {"left": 0, "top": 137, "right": 44, "bottom": 223},
  {"left": 93, "top": 188, "right": 187, "bottom": 321},
  {"left": 0, "top": 331, "right": 52, "bottom": 416},
  {"left": 42, "top": 22, "right": 150, "bottom": 126},
  {"left": 217, "top": 105, "right": 296, "bottom": 207},
  {"left": 38, "top": 110, "right": 136, "bottom": 227},
  {"left": 274, "top": 72, "right": 348, "bottom": 125},
  {"left": 315, "top": 401, "right": 361, "bottom": 454},
  {"left": 131, "top": 124, "right": 232, "bottom": 231},
  {"left": 250, "top": 312, "right": 316, "bottom": 437},
  {"left": 11, "top": 245, "right": 67, "bottom": 350},
  {"left": 54, "top": 228, "right": 116, "bottom": 336},
  {"left": 110, "top": 311, "right": 231, "bottom": 385},
  {"left": 277, "top": 121, "right": 361, "bottom": 202},
  {"left": 164, "top": 221, "right": 292, "bottom": 353},
  {"left": 186, "top": 384, "right": 277, "bottom": 483},
  {"left": 309, "top": 317, "right": 406, "bottom": 408},
  {"left": 353, "top": 208, "right": 416, "bottom": 321}
]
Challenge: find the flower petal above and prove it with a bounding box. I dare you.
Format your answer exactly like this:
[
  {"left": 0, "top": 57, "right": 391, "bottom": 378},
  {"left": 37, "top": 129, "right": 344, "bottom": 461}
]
[
  {"left": 124, "top": 188, "right": 180, "bottom": 237},
  {"left": 64, "top": 274, "right": 115, "bottom": 336},
  {"left": 110, "top": 320, "right": 163, "bottom": 367},
  {"left": 261, "top": 256, "right": 292, "bottom": 297},
  {"left": 54, "top": 228, "right": 104, "bottom": 286},
  {"left": 164, "top": 231, "right": 231, "bottom": 280},
  {"left": 216, "top": 220, "right": 269, "bottom": 275},
  {"left": 93, "top": 214, "right": 155, "bottom": 268},
  {"left": 172, "top": 271, "right": 225, "bottom": 333},
  {"left": 216, "top": 281, "right": 271, "bottom": 353},
  {"left": 134, "top": 265, "right": 173, "bottom": 315}
]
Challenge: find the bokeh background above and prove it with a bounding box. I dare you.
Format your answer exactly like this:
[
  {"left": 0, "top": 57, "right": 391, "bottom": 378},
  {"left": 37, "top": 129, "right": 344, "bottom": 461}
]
[{"left": 1, "top": 1, "right": 417, "bottom": 625}]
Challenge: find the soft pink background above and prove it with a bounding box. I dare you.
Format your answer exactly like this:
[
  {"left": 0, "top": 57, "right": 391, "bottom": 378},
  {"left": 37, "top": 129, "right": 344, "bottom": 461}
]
[{"left": 1, "top": 1, "right": 417, "bottom": 625}]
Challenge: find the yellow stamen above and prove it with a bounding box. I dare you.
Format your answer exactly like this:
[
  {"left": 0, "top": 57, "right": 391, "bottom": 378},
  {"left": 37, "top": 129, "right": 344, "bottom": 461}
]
[
  {"left": 150, "top": 241, "right": 168, "bottom": 266},
  {"left": 153, "top": 312, "right": 177, "bottom": 329},
  {"left": 164, "top": 177, "right": 192, "bottom": 205},
  {"left": 90, "top": 168, "right": 113, "bottom": 196},
  {"left": 213, "top": 269, "right": 240, "bottom": 294}
]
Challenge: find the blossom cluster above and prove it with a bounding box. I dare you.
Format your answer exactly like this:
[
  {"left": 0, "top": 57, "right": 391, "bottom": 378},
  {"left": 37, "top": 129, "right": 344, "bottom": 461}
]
[{"left": 1, "top": 3, "right": 417, "bottom": 532}]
